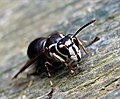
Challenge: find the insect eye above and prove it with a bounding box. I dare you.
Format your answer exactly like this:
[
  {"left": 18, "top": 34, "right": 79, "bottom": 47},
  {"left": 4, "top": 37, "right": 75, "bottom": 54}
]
[
  {"left": 59, "top": 44, "right": 68, "bottom": 51},
  {"left": 58, "top": 44, "right": 70, "bottom": 56}
]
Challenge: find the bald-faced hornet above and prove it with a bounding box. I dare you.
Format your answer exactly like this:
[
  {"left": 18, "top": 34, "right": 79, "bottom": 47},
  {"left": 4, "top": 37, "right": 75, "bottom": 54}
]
[{"left": 12, "top": 20, "right": 99, "bottom": 98}]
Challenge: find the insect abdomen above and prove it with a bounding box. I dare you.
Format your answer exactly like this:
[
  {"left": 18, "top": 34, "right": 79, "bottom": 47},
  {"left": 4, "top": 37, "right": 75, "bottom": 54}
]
[{"left": 27, "top": 37, "right": 46, "bottom": 59}]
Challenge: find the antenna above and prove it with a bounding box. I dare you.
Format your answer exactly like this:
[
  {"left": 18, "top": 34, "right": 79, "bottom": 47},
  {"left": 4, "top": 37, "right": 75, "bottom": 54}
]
[{"left": 72, "top": 20, "right": 96, "bottom": 37}]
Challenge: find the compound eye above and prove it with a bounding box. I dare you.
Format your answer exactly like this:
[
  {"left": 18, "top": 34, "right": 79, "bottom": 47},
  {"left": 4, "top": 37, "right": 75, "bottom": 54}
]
[
  {"left": 59, "top": 44, "right": 68, "bottom": 50},
  {"left": 58, "top": 44, "right": 70, "bottom": 57}
]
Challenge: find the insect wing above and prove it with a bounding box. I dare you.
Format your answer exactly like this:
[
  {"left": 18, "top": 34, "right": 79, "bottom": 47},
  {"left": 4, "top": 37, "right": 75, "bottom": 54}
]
[{"left": 12, "top": 51, "right": 45, "bottom": 79}]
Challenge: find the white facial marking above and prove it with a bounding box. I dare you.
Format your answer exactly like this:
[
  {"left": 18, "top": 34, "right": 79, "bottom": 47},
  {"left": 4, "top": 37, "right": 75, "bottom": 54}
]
[
  {"left": 65, "top": 39, "right": 71, "bottom": 46},
  {"left": 69, "top": 43, "right": 81, "bottom": 61},
  {"left": 73, "top": 44, "right": 79, "bottom": 52},
  {"left": 69, "top": 46, "right": 75, "bottom": 55},
  {"left": 78, "top": 50, "right": 81, "bottom": 58}
]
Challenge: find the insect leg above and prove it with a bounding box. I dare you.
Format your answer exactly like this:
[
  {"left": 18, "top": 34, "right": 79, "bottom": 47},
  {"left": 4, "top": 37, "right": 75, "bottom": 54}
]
[
  {"left": 52, "top": 53, "right": 74, "bottom": 74},
  {"left": 79, "top": 36, "right": 100, "bottom": 46},
  {"left": 87, "top": 36, "right": 100, "bottom": 45},
  {"left": 77, "top": 38, "right": 88, "bottom": 55},
  {"left": 45, "top": 62, "right": 54, "bottom": 99},
  {"left": 12, "top": 51, "right": 44, "bottom": 79},
  {"left": 45, "top": 62, "right": 53, "bottom": 86},
  {"left": 79, "top": 39, "right": 89, "bottom": 44}
]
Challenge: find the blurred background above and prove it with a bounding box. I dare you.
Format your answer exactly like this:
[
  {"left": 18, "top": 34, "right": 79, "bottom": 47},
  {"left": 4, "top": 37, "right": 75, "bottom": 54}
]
[{"left": 0, "top": 0, "right": 120, "bottom": 98}]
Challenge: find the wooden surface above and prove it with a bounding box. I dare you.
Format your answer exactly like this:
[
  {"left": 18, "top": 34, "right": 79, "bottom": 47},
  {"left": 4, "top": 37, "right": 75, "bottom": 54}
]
[{"left": 0, "top": 0, "right": 120, "bottom": 98}]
